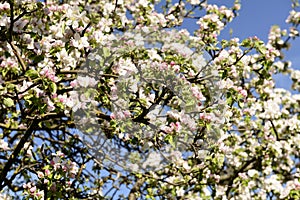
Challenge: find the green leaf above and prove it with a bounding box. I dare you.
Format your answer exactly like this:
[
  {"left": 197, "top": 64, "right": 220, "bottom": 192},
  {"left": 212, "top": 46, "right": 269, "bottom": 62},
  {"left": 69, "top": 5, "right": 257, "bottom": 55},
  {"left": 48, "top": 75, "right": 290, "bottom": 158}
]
[
  {"left": 206, "top": 123, "right": 212, "bottom": 131},
  {"left": 103, "top": 47, "right": 110, "bottom": 58},
  {"left": 2, "top": 69, "right": 8, "bottom": 77},
  {"left": 24, "top": 94, "right": 33, "bottom": 105},
  {"left": 241, "top": 38, "right": 252, "bottom": 47},
  {"left": 165, "top": 135, "right": 176, "bottom": 148},
  {"left": 3, "top": 98, "right": 14, "bottom": 107},
  {"left": 38, "top": 121, "right": 43, "bottom": 128},
  {"left": 227, "top": 95, "right": 233, "bottom": 105},
  {"left": 25, "top": 69, "right": 39, "bottom": 79},
  {"left": 50, "top": 82, "right": 57, "bottom": 94}
]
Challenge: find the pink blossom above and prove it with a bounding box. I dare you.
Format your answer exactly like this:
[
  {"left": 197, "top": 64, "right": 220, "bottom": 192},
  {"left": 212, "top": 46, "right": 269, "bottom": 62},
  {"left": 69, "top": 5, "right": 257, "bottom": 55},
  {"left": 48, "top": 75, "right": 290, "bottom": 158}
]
[
  {"left": 45, "top": 169, "right": 50, "bottom": 176},
  {"left": 70, "top": 80, "right": 78, "bottom": 87},
  {"left": 36, "top": 191, "right": 44, "bottom": 197},
  {"left": 110, "top": 113, "right": 116, "bottom": 119},
  {"left": 172, "top": 65, "right": 180, "bottom": 73},
  {"left": 29, "top": 186, "right": 36, "bottom": 194},
  {"left": 19, "top": 80, "right": 33, "bottom": 94},
  {"left": 51, "top": 94, "right": 57, "bottom": 98},
  {"left": 200, "top": 113, "right": 205, "bottom": 120},
  {"left": 123, "top": 110, "right": 131, "bottom": 118},
  {"left": 294, "top": 180, "right": 300, "bottom": 189},
  {"left": 240, "top": 89, "right": 247, "bottom": 98},
  {"left": 163, "top": 125, "right": 174, "bottom": 134},
  {"left": 76, "top": 76, "right": 97, "bottom": 88},
  {"left": 58, "top": 94, "right": 68, "bottom": 103},
  {"left": 56, "top": 151, "right": 65, "bottom": 157},
  {"left": 0, "top": 139, "right": 9, "bottom": 150},
  {"left": 13, "top": 19, "right": 29, "bottom": 32},
  {"left": 238, "top": 172, "right": 247, "bottom": 179},
  {"left": 62, "top": 164, "right": 68, "bottom": 172},
  {"left": 19, "top": 124, "right": 27, "bottom": 129},
  {"left": 159, "top": 62, "right": 168, "bottom": 70},
  {"left": 191, "top": 86, "right": 206, "bottom": 101},
  {"left": 0, "top": 3, "right": 9, "bottom": 10},
  {"left": 40, "top": 66, "right": 59, "bottom": 82},
  {"left": 69, "top": 162, "right": 79, "bottom": 175},
  {"left": 50, "top": 160, "right": 55, "bottom": 166},
  {"left": 200, "top": 113, "right": 212, "bottom": 121},
  {"left": 70, "top": 33, "right": 90, "bottom": 49},
  {"left": 45, "top": 97, "right": 55, "bottom": 111},
  {"left": 170, "top": 122, "right": 182, "bottom": 132}
]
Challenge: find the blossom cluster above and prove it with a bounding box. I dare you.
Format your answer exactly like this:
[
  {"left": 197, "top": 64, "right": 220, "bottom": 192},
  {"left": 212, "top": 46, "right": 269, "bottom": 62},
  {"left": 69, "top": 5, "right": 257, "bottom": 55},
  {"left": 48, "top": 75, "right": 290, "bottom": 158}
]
[
  {"left": 0, "top": 0, "right": 300, "bottom": 199},
  {"left": 23, "top": 151, "right": 79, "bottom": 199}
]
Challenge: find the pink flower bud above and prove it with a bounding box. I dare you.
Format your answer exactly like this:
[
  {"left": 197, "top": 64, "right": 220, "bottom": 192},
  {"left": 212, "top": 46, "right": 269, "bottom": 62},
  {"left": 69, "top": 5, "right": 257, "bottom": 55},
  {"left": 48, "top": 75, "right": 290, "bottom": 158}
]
[
  {"left": 200, "top": 113, "right": 205, "bottom": 120},
  {"left": 30, "top": 186, "right": 36, "bottom": 193},
  {"left": 110, "top": 113, "right": 116, "bottom": 119},
  {"left": 45, "top": 169, "right": 50, "bottom": 176},
  {"left": 123, "top": 110, "right": 131, "bottom": 118},
  {"left": 50, "top": 160, "right": 55, "bottom": 166},
  {"left": 240, "top": 89, "right": 247, "bottom": 97},
  {"left": 70, "top": 80, "right": 78, "bottom": 87}
]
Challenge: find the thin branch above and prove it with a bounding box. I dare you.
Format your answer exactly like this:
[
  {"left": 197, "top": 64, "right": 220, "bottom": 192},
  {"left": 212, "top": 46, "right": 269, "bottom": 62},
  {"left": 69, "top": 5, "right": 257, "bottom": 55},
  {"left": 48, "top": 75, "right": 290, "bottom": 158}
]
[
  {"left": 9, "top": 42, "right": 27, "bottom": 72},
  {"left": 0, "top": 118, "right": 38, "bottom": 190}
]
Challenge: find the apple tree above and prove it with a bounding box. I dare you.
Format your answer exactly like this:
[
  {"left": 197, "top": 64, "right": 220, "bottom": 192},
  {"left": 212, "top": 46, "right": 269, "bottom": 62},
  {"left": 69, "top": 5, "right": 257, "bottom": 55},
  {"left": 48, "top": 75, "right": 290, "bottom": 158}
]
[{"left": 0, "top": 0, "right": 300, "bottom": 199}]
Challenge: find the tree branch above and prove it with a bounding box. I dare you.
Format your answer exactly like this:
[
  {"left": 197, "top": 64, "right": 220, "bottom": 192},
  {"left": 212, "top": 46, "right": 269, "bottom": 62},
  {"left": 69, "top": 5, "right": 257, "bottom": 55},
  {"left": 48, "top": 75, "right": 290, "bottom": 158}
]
[{"left": 0, "top": 119, "right": 38, "bottom": 190}]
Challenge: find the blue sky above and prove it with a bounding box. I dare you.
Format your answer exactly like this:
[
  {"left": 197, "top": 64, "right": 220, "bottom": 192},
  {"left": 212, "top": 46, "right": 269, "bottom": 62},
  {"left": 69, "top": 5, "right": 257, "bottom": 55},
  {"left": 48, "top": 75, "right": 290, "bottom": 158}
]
[
  {"left": 219, "top": 0, "right": 292, "bottom": 40},
  {"left": 220, "top": 0, "right": 300, "bottom": 63},
  {"left": 182, "top": 0, "right": 300, "bottom": 90},
  {"left": 220, "top": 0, "right": 300, "bottom": 90}
]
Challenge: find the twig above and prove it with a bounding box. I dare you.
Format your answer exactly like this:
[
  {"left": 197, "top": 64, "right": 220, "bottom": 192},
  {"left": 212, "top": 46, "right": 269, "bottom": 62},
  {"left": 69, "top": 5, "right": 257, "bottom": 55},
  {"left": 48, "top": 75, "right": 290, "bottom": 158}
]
[{"left": 9, "top": 42, "right": 27, "bottom": 72}]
